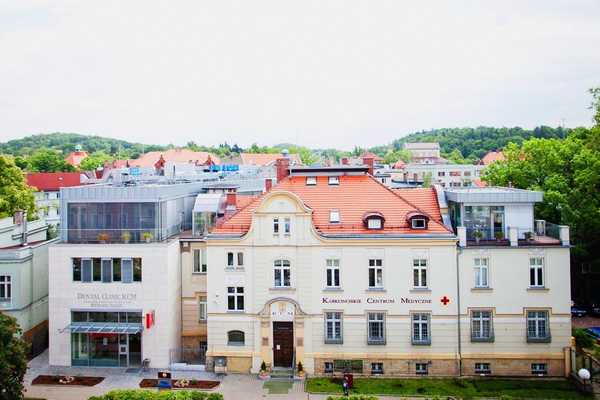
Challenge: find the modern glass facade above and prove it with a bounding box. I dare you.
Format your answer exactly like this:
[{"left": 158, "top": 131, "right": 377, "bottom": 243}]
[{"left": 449, "top": 203, "right": 505, "bottom": 240}]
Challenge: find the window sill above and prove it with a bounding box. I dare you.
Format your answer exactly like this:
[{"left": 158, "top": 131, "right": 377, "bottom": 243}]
[
  {"left": 410, "top": 288, "right": 431, "bottom": 293},
  {"left": 367, "top": 340, "right": 386, "bottom": 346},
  {"left": 471, "top": 287, "right": 493, "bottom": 292},
  {"left": 366, "top": 288, "right": 386, "bottom": 292},
  {"left": 527, "top": 287, "right": 549, "bottom": 292},
  {"left": 192, "top": 272, "right": 207, "bottom": 275},
  {"left": 226, "top": 310, "right": 245, "bottom": 314},
  {"left": 225, "top": 267, "right": 244, "bottom": 272},
  {"left": 227, "top": 342, "right": 245, "bottom": 346},
  {"left": 527, "top": 336, "right": 552, "bottom": 343},
  {"left": 411, "top": 340, "right": 431, "bottom": 346},
  {"left": 323, "top": 287, "right": 343, "bottom": 292},
  {"left": 270, "top": 287, "right": 295, "bottom": 291},
  {"left": 471, "top": 337, "right": 495, "bottom": 343},
  {"left": 324, "top": 339, "right": 343, "bottom": 345}
]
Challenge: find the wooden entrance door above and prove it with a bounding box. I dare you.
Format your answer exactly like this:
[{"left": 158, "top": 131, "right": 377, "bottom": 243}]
[{"left": 273, "top": 322, "right": 294, "bottom": 367}]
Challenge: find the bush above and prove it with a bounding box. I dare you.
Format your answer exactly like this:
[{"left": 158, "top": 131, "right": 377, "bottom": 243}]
[
  {"left": 573, "top": 328, "right": 595, "bottom": 349},
  {"left": 326, "top": 396, "right": 378, "bottom": 400},
  {"left": 90, "top": 391, "right": 224, "bottom": 400}
]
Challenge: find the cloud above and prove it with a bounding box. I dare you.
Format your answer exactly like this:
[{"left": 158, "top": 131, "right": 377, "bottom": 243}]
[{"left": 1, "top": 0, "right": 599, "bottom": 149}]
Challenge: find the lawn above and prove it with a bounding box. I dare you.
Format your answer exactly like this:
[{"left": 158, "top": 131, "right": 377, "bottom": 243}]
[
  {"left": 306, "top": 377, "right": 592, "bottom": 399},
  {"left": 263, "top": 380, "right": 293, "bottom": 394}
]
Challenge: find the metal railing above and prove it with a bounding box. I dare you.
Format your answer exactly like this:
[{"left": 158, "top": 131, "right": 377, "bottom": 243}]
[{"left": 61, "top": 224, "right": 191, "bottom": 244}]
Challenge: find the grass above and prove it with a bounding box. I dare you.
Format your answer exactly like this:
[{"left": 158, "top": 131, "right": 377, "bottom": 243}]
[
  {"left": 263, "top": 380, "right": 293, "bottom": 394},
  {"left": 306, "top": 377, "right": 593, "bottom": 399}
]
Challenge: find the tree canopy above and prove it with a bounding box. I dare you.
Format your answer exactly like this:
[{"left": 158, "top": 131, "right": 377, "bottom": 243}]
[
  {"left": 0, "top": 313, "right": 29, "bottom": 400},
  {"left": 27, "top": 148, "right": 75, "bottom": 172},
  {"left": 0, "top": 155, "right": 36, "bottom": 219}
]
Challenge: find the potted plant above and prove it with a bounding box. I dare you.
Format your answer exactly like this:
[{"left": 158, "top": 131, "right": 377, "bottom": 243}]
[
  {"left": 142, "top": 231, "right": 153, "bottom": 243},
  {"left": 258, "top": 361, "right": 270, "bottom": 380},
  {"left": 296, "top": 361, "right": 305, "bottom": 379},
  {"left": 524, "top": 231, "right": 533, "bottom": 241},
  {"left": 494, "top": 231, "right": 504, "bottom": 241},
  {"left": 97, "top": 232, "right": 110, "bottom": 243},
  {"left": 473, "top": 230, "right": 484, "bottom": 244},
  {"left": 121, "top": 231, "right": 131, "bottom": 243}
]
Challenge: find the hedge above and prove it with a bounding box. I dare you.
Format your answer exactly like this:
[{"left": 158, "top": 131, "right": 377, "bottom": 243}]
[
  {"left": 89, "top": 390, "right": 223, "bottom": 400},
  {"left": 326, "top": 396, "right": 378, "bottom": 400}
]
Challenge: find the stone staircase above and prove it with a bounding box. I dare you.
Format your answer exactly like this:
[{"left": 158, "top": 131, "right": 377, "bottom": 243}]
[{"left": 270, "top": 367, "right": 294, "bottom": 380}]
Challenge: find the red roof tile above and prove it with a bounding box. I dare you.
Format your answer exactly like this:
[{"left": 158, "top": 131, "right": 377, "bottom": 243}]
[
  {"left": 240, "top": 153, "right": 302, "bottom": 166},
  {"left": 214, "top": 175, "right": 451, "bottom": 235},
  {"left": 26, "top": 172, "right": 83, "bottom": 191},
  {"left": 127, "top": 149, "right": 221, "bottom": 168},
  {"left": 392, "top": 188, "right": 442, "bottom": 223},
  {"left": 65, "top": 151, "right": 88, "bottom": 167},
  {"left": 480, "top": 151, "right": 505, "bottom": 165}
]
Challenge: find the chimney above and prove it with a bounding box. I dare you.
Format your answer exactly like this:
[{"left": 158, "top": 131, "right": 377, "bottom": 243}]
[
  {"left": 226, "top": 192, "right": 237, "bottom": 211},
  {"left": 265, "top": 178, "right": 273, "bottom": 192},
  {"left": 341, "top": 157, "right": 349, "bottom": 165},
  {"left": 275, "top": 158, "right": 290, "bottom": 182},
  {"left": 14, "top": 210, "right": 27, "bottom": 246},
  {"left": 363, "top": 157, "right": 374, "bottom": 175}
]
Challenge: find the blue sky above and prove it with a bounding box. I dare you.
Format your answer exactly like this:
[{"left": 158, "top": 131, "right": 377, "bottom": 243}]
[{"left": 1, "top": 0, "right": 599, "bottom": 150}]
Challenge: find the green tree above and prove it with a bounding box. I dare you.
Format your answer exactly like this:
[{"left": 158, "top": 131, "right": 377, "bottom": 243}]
[
  {"left": 0, "top": 313, "right": 29, "bottom": 400},
  {"left": 79, "top": 151, "right": 113, "bottom": 171},
  {"left": 0, "top": 155, "right": 36, "bottom": 219},
  {"left": 383, "top": 149, "right": 412, "bottom": 164},
  {"left": 28, "top": 148, "right": 74, "bottom": 172}
]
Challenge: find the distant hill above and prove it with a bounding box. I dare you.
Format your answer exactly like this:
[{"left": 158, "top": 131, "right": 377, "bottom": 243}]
[
  {"left": 368, "top": 126, "right": 569, "bottom": 161},
  {"left": 0, "top": 132, "right": 167, "bottom": 158}
]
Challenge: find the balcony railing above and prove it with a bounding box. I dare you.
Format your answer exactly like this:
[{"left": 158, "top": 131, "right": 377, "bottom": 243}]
[{"left": 62, "top": 225, "right": 190, "bottom": 244}]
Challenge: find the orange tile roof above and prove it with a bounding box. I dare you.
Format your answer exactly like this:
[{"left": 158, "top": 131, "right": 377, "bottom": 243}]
[
  {"left": 214, "top": 175, "right": 452, "bottom": 236},
  {"left": 240, "top": 153, "right": 302, "bottom": 166},
  {"left": 128, "top": 149, "right": 220, "bottom": 168},
  {"left": 65, "top": 151, "right": 88, "bottom": 167},
  {"left": 392, "top": 188, "right": 442, "bottom": 223},
  {"left": 480, "top": 151, "right": 505, "bottom": 165}
]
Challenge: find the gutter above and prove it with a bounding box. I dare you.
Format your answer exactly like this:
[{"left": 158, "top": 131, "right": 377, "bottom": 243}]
[{"left": 456, "top": 245, "right": 462, "bottom": 377}]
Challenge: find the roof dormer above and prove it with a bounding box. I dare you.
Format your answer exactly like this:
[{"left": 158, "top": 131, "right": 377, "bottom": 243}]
[
  {"left": 406, "top": 211, "right": 429, "bottom": 230},
  {"left": 363, "top": 211, "right": 385, "bottom": 230}
]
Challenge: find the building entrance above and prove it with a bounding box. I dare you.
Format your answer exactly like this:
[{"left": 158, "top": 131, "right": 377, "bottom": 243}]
[{"left": 273, "top": 321, "right": 294, "bottom": 368}]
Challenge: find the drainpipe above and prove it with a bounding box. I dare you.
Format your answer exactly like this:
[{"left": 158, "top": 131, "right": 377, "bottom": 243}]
[{"left": 455, "top": 246, "right": 463, "bottom": 376}]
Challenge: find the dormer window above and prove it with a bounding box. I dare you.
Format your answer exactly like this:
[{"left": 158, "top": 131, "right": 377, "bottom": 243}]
[
  {"left": 306, "top": 176, "right": 317, "bottom": 186},
  {"left": 363, "top": 212, "right": 385, "bottom": 230},
  {"left": 328, "top": 176, "right": 340, "bottom": 186},
  {"left": 406, "top": 211, "right": 429, "bottom": 230},
  {"left": 329, "top": 210, "right": 340, "bottom": 223}
]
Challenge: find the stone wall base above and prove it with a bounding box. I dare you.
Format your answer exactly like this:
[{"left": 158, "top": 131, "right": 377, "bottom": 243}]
[{"left": 461, "top": 358, "right": 564, "bottom": 377}]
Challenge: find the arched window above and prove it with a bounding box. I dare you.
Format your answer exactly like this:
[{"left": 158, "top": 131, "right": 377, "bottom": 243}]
[
  {"left": 363, "top": 211, "right": 385, "bottom": 230},
  {"left": 274, "top": 260, "right": 291, "bottom": 287},
  {"left": 406, "top": 211, "right": 430, "bottom": 230},
  {"left": 227, "top": 330, "right": 245, "bottom": 346}
]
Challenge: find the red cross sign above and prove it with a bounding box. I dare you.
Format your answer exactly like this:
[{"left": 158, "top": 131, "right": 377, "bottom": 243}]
[{"left": 440, "top": 296, "right": 450, "bottom": 306}]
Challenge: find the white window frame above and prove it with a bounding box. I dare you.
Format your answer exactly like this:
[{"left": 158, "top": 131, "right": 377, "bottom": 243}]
[
  {"left": 412, "top": 259, "right": 428, "bottom": 288},
  {"left": 474, "top": 258, "right": 489, "bottom": 288},
  {"left": 328, "top": 176, "right": 339, "bottom": 185},
  {"left": 284, "top": 217, "right": 291, "bottom": 234},
  {"left": 193, "top": 249, "right": 207, "bottom": 273},
  {"left": 274, "top": 259, "right": 291, "bottom": 288},
  {"left": 471, "top": 310, "right": 493, "bottom": 341},
  {"left": 531, "top": 363, "right": 548, "bottom": 375},
  {"left": 411, "top": 218, "right": 426, "bottom": 229},
  {"left": 415, "top": 362, "right": 429, "bottom": 375},
  {"left": 326, "top": 259, "right": 341, "bottom": 288},
  {"left": 198, "top": 296, "right": 207, "bottom": 321},
  {"left": 273, "top": 217, "right": 280, "bottom": 234},
  {"left": 0, "top": 275, "right": 12, "bottom": 305},
  {"left": 324, "top": 311, "right": 343, "bottom": 344},
  {"left": 367, "top": 218, "right": 382, "bottom": 230},
  {"left": 527, "top": 310, "right": 550, "bottom": 341},
  {"left": 306, "top": 176, "right": 317, "bottom": 186},
  {"left": 368, "top": 259, "right": 384, "bottom": 289},
  {"left": 412, "top": 313, "right": 431, "bottom": 345},
  {"left": 529, "top": 257, "right": 544, "bottom": 287},
  {"left": 475, "top": 362, "right": 491, "bottom": 374},
  {"left": 371, "top": 362, "right": 384, "bottom": 375},
  {"left": 227, "top": 286, "right": 244, "bottom": 311},
  {"left": 329, "top": 210, "right": 340, "bottom": 223},
  {"left": 367, "top": 312, "right": 386, "bottom": 345}
]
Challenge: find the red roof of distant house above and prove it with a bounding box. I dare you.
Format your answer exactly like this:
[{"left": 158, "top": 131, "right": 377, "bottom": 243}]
[
  {"left": 472, "top": 179, "right": 487, "bottom": 187},
  {"left": 214, "top": 175, "right": 451, "bottom": 235},
  {"left": 126, "top": 149, "right": 221, "bottom": 168},
  {"left": 361, "top": 151, "right": 384, "bottom": 162},
  {"left": 65, "top": 151, "right": 88, "bottom": 167},
  {"left": 26, "top": 172, "right": 82, "bottom": 191},
  {"left": 480, "top": 151, "right": 505, "bottom": 165},
  {"left": 393, "top": 160, "right": 406, "bottom": 169},
  {"left": 240, "top": 153, "right": 302, "bottom": 166}
]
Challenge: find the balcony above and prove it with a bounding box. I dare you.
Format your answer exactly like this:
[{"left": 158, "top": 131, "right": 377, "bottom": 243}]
[
  {"left": 62, "top": 224, "right": 190, "bottom": 244},
  {"left": 458, "top": 220, "right": 568, "bottom": 248}
]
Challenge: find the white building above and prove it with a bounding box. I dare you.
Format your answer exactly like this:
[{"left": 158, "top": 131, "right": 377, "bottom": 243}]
[
  {"left": 403, "top": 142, "right": 444, "bottom": 164},
  {"left": 386, "top": 163, "right": 485, "bottom": 188}
]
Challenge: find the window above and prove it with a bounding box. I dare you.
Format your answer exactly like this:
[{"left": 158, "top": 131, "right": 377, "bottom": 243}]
[
  {"left": 227, "top": 252, "right": 234, "bottom": 267},
  {"left": 72, "top": 258, "right": 82, "bottom": 281},
  {"left": 133, "top": 258, "right": 142, "bottom": 282},
  {"left": 306, "top": 176, "right": 317, "bottom": 186},
  {"left": 122, "top": 258, "right": 133, "bottom": 283},
  {"left": 474, "top": 258, "right": 489, "bottom": 288},
  {"left": 438, "top": 171, "right": 446, "bottom": 177},
  {"left": 415, "top": 362, "right": 428, "bottom": 375},
  {"left": 333, "top": 360, "right": 363, "bottom": 373},
  {"left": 367, "top": 218, "right": 382, "bottom": 229},
  {"left": 198, "top": 296, "right": 207, "bottom": 322},
  {"left": 475, "top": 363, "right": 491, "bottom": 374},
  {"left": 326, "top": 259, "right": 340, "bottom": 288},
  {"left": 227, "top": 330, "right": 245, "bottom": 345},
  {"left": 471, "top": 310, "right": 493, "bottom": 341},
  {"left": 82, "top": 258, "right": 92, "bottom": 282},
  {"left": 411, "top": 218, "right": 426, "bottom": 229},
  {"left": 412, "top": 313, "right": 431, "bottom": 345},
  {"left": 529, "top": 257, "right": 544, "bottom": 287},
  {"left": 328, "top": 176, "right": 339, "bottom": 185},
  {"left": 273, "top": 218, "right": 279, "bottom": 234},
  {"left": 527, "top": 311, "right": 550, "bottom": 342},
  {"left": 193, "top": 249, "right": 207, "bottom": 273},
  {"left": 227, "top": 287, "right": 244, "bottom": 311},
  {"left": 237, "top": 252, "right": 244, "bottom": 266},
  {"left": 464, "top": 171, "right": 471, "bottom": 177},
  {"left": 113, "top": 258, "right": 121, "bottom": 281},
  {"left": 531, "top": 363, "right": 547, "bottom": 375},
  {"left": 329, "top": 210, "right": 340, "bottom": 223},
  {"left": 413, "top": 259, "right": 427, "bottom": 288},
  {"left": 324, "top": 362, "right": 334, "bottom": 373},
  {"left": 0, "top": 276, "right": 11, "bottom": 302},
  {"left": 284, "top": 217, "right": 291, "bottom": 234},
  {"left": 274, "top": 260, "right": 291, "bottom": 287},
  {"left": 371, "top": 362, "right": 384, "bottom": 375},
  {"left": 226, "top": 251, "right": 243, "bottom": 268},
  {"left": 101, "top": 259, "right": 112, "bottom": 283},
  {"left": 368, "top": 259, "right": 383, "bottom": 288},
  {"left": 324, "top": 312, "right": 343, "bottom": 344},
  {"left": 367, "top": 312, "right": 386, "bottom": 344},
  {"left": 93, "top": 258, "right": 101, "bottom": 282}
]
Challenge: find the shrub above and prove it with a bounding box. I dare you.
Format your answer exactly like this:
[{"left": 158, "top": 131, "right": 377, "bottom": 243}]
[
  {"left": 260, "top": 361, "right": 267, "bottom": 372},
  {"left": 90, "top": 391, "right": 224, "bottom": 400},
  {"left": 326, "top": 396, "right": 378, "bottom": 400},
  {"left": 573, "top": 328, "right": 595, "bottom": 349},
  {"left": 297, "top": 361, "right": 303, "bottom": 372}
]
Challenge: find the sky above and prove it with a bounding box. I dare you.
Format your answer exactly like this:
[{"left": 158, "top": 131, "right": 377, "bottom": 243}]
[{"left": 1, "top": 1, "right": 599, "bottom": 150}]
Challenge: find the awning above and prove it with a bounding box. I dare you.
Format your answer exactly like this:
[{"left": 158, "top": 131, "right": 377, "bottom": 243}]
[{"left": 65, "top": 322, "right": 143, "bottom": 334}]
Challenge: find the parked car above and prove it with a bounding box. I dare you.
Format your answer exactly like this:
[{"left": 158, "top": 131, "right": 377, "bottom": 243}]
[
  {"left": 571, "top": 306, "right": 587, "bottom": 317},
  {"left": 590, "top": 304, "right": 600, "bottom": 316},
  {"left": 585, "top": 327, "right": 600, "bottom": 344}
]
